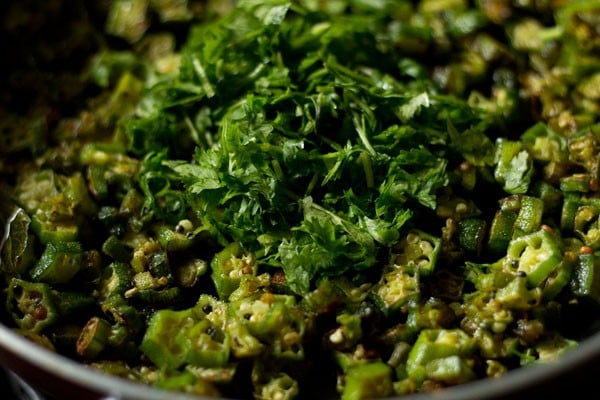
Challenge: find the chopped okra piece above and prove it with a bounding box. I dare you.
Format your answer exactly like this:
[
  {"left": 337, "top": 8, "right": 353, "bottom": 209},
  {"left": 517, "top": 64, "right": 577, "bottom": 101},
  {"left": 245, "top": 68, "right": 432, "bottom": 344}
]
[
  {"left": 504, "top": 228, "right": 563, "bottom": 288},
  {"left": 374, "top": 267, "right": 420, "bottom": 313},
  {"left": 457, "top": 218, "right": 487, "bottom": 255},
  {"left": 30, "top": 241, "right": 82, "bottom": 284},
  {"left": 561, "top": 193, "right": 582, "bottom": 232},
  {"left": 341, "top": 361, "right": 393, "bottom": 400},
  {"left": 99, "top": 262, "right": 133, "bottom": 299},
  {"left": 156, "top": 222, "right": 197, "bottom": 251},
  {"left": 211, "top": 242, "right": 257, "bottom": 299},
  {"left": 231, "top": 293, "right": 306, "bottom": 360},
  {"left": 251, "top": 361, "right": 300, "bottom": 400},
  {"left": 6, "top": 278, "right": 58, "bottom": 333},
  {"left": 102, "top": 235, "right": 132, "bottom": 263},
  {"left": 176, "top": 318, "right": 230, "bottom": 368},
  {"left": 571, "top": 251, "right": 600, "bottom": 304},
  {"left": 14, "top": 171, "right": 97, "bottom": 244},
  {"left": 254, "top": 372, "right": 299, "bottom": 400},
  {"left": 392, "top": 229, "right": 441, "bottom": 277},
  {"left": 487, "top": 208, "right": 518, "bottom": 256},
  {"left": 186, "top": 364, "right": 237, "bottom": 384},
  {"left": 224, "top": 316, "right": 264, "bottom": 358},
  {"left": 424, "top": 355, "right": 475, "bottom": 384},
  {"left": 560, "top": 173, "right": 594, "bottom": 193},
  {"left": 513, "top": 196, "right": 544, "bottom": 238},
  {"left": 406, "top": 329, "right": 476, "bottom": 384},
  {"left": 155, "top": 370, "right": 222, "bottom": 397},
  {"left": 495, "top": 276, "right": 541, "bottom": 309},
  {"left": 174, "top": 258, "right": 208, "bottom": 288},
  {"left": 76, "top": 316, "right": 113, "bottom": 359},
  {"left": 327, "top": 313, "right": 362, "bottom": 350},
  {"left": 52, "top": 290, "right": 95, "bottom": 317},
  {"left": 140, "top": 308, "right": 196, "bottom": 370}
]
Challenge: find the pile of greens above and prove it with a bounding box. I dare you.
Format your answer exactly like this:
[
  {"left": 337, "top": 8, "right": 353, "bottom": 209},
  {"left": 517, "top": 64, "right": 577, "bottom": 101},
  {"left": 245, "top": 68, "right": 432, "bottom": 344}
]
[{"left": 1, "top": 0, "right": 600, "bottom": 399}]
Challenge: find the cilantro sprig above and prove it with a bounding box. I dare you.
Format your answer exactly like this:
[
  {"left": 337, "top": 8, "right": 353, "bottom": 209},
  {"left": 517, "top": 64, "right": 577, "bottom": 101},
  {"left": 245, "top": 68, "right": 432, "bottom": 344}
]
[{"left": 130, "top": 0, "right": 499, "bottom": 293}]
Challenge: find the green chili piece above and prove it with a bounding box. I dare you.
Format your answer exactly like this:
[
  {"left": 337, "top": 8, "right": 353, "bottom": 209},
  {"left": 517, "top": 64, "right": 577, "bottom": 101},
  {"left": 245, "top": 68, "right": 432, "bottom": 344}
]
[
  {"left": 6, "top": 277, "right": 58, "bottom": 333},
  {"left": 341, "top": 362, "right": 393, "bottom": 400},
  {"left": 29, "top": 241, "right": 82, "bottom": 284}
]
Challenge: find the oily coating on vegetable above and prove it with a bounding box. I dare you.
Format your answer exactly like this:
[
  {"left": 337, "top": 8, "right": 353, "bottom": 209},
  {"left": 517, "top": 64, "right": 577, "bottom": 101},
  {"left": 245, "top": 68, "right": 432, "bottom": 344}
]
[{"left": 1, "top": 1, "right": 600, "bottom": 399}]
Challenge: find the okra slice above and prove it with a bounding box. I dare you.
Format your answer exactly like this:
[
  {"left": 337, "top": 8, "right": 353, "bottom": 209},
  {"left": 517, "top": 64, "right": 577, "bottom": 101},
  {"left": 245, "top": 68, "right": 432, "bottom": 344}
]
[
  {"left": 140, "top": 308, "right": 195, "bottom": 370},
  {"left": 76, "top": 316, "right": 113, "bottom": 359},
  {"left": 487, "top": 208, "right": 517, "bottom": 256},
  {"left": 457, "top": 218, "right": 487, "bottom": 255},
  {"left": 392, "top": 229, "right": 441, "bottom": 277},
  {"left": 571, "top": 252, "right": 600, "bottom": 304},
  {"left": 504, "top": 228, "right": 563, "bottom": 288},
  {"left": 341, "top": 362, "right": 393, "bottom": 400},
  {"left": 156, "top": 221, "right": 196, "bottom": 252},
  {"left": 176, "top": 318, "right": 230, "bottom": 368},
  {"left": 513, "top": 196, "right": 544, "bottom": 238},
  {"left": 406, "top": 329, "right": 476, "bottom": 384},
  {"left": 30, "top": 241, "right": 82, "bottom": 284},
  {"left": 210, "top": 242, "right": 257, "bottom": 299},
  {"left": 6, "top": 277, "right": 58, "bottom": 333},
  {"left": 374, "top": 267, "right": 420, "bottom": 313}
]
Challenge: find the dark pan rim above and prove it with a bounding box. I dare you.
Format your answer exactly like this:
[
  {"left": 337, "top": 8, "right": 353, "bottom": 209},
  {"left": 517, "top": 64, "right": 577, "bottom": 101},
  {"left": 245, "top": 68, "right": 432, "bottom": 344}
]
[{"left": 1, "top": 322, "right": 599, "bottom": 400}]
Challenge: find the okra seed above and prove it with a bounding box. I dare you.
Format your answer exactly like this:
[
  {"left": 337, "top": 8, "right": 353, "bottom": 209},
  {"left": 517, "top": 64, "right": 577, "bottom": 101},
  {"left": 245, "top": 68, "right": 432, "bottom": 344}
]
[
  {"left": 329, "top": 329, "right": 344, "bottom": 344},
  {"left": 176, "top": 219, "right": 193, "bottom": 233},
  {"left": 455, "top": 202, "right": 468, "bottom": 213},
  {"left": 459, "top": 161, "right": 471, "bottom": 172}
]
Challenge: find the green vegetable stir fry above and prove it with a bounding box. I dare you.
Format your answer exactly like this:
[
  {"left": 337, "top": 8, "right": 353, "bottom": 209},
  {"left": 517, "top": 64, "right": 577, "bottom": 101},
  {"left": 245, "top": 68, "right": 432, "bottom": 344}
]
[{"left": 1, "top": 0, "right": 600, "bottom": 399}]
